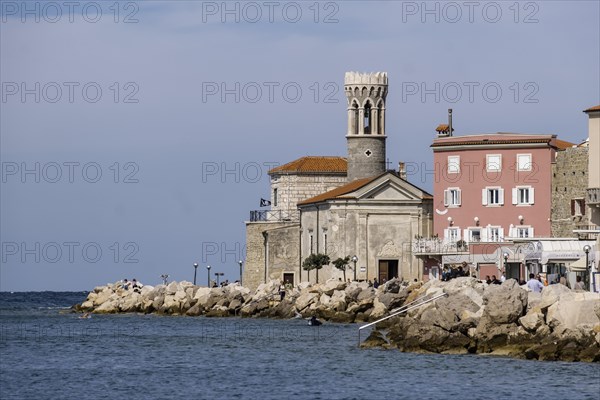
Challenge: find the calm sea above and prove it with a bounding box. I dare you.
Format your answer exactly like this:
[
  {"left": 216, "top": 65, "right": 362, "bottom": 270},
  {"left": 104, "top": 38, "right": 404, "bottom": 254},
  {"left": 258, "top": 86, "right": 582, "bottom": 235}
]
[{"left": 1, "top": 292, "right": 599, "bottom": 400}]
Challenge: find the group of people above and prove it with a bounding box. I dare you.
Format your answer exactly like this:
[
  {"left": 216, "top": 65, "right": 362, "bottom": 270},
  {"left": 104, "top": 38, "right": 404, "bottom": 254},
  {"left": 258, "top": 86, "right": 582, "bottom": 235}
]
[
  {"left": 121, "top": 278, "right": 142, "bottom": 293},
  {"left": 526, "top": 273, "right": 585, "bottom": 293},
  {"left": 484, "top": 275, "right": 505, "bottom": 285},
  {"left": 211, "top": 279, "right": 238, "bottom": 288},
  {"left": 442, "top": 265, "right": 470, "bottom": 281}
]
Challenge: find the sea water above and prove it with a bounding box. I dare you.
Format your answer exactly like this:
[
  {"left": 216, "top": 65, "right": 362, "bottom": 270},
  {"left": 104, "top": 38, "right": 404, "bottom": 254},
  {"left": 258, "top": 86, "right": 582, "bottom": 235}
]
[{"left": 1, "top": 292, "right": 599, "bottom": 400}]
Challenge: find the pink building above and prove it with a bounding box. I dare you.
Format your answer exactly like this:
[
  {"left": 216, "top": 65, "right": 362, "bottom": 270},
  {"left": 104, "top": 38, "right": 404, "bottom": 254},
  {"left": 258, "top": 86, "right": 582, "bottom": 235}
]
[
  {"left": 416, "top": 131, "right": 573, "bottom": 281},
  {"left": 432, "top": 133, "right": 573, "bottom": 242}
]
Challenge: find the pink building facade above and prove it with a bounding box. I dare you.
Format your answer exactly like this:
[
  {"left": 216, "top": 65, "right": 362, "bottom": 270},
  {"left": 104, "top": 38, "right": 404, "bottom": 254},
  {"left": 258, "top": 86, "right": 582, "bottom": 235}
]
[
  {"left": 416, "top": 133, "right": 573, "bottom": 281},
  {"left": 431, "top": 134, "right": 571, "bottom": 243}
]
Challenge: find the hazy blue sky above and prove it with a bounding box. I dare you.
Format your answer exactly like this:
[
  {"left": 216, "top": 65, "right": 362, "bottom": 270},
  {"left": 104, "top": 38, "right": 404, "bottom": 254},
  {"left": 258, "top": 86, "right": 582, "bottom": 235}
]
[{"left": 1, "top": 1, "right": 599, "bottom": 291}]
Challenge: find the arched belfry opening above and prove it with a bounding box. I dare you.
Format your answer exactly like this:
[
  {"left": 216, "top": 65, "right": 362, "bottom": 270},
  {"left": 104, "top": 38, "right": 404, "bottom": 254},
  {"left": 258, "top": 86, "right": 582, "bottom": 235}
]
[
  {"left": 364, "top": 101, "right": 372, "bottom": 134},
  {"left": 344, "top": 72, "right": 389, "bottom": 181}
]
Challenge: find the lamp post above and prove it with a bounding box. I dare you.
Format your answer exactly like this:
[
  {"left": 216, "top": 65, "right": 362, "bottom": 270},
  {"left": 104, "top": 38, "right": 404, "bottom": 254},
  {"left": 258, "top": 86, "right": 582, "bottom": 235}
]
[
  {"left": 193, "top": 263, "right": 198, "bottom": 285},
  {"left": 351, "top": 255, "right": 358, "bottom": 281},
  {"left": 215, "top": 272, "right": 224, "bottom": 286},
  {"left": 238, "top": 260, "right": 243, "bottom": 285},
  {"left": 584, "top": 245, "right": 591, "bottom": 290},
  {"left": 206, "top": 265, "right": 211, "bottom": 287},
  {"left": 503, "top": 252, "right": 509, "bottom": 279}
]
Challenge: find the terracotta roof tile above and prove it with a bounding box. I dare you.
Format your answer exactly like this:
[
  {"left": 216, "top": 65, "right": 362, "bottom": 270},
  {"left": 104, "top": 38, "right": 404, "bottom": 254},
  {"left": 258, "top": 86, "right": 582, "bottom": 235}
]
[
  {"left": 584, "top": 105, "right": 600, "bottom": 113},
  {"left": 269, "top": 156, "right": 347, "bottom": 175},
  {"left": 432, "top": 133, "right": 574, "bottom": 149},
  {"left": 554, "top": 139, "right": 576, "bottom": 150},
  {"left": 297, "top": 176, "right": 376, "bottom": 206}
]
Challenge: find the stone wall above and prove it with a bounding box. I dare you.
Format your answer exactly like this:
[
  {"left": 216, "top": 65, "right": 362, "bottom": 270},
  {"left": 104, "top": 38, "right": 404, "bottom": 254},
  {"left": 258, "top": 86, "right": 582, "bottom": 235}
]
[
  {"left": 551, "top": 145, "right": 590, "bottom": 237},
  {"left": 270, "top": 174, "right": 347, "bottom": 213},
  {"left": 243, "top": 221, "right": 300, "bottom": 291}
]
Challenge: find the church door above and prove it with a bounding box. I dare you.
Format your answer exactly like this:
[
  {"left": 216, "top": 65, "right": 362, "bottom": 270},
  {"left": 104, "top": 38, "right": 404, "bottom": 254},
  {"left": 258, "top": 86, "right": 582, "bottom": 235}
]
[{"left": 378, "top": 260, "right": 399, "bottom": 282}]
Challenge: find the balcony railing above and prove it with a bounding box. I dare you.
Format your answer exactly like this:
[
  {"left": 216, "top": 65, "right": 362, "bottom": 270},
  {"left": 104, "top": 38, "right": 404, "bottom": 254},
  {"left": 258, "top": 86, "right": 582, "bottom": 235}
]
[
  {"left": 413, "top": 238, "right": 469, "bottom": 255},
  {"left": 249, "top": 209, "right": 299, "bottom": 223},
  {"left": 587, "top": 188, "right": 600, "bottom": 205},
  {"left": 573, "top": 224, "right": 600, "bottom": 239}
]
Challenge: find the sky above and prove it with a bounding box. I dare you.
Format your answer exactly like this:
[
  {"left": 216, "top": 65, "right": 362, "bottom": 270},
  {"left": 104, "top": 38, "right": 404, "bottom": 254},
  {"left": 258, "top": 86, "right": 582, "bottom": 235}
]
[{"left": 1, "top": 0, "right": 599, "bottom": 291}]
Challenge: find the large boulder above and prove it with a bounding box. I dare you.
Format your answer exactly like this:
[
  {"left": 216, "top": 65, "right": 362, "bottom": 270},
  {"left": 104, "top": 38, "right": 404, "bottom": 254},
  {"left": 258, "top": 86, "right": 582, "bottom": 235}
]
[
  {"left": 369, "top": 298, "right": 388, "bottom": 320},
  {"left": 538, "top": 284, "right": 572, "bottom": 310},
  {"left": 519, "top": 311, "right": 545, "bottom": 332},
  {"left": 295, "top": 292, "right": 319, "bottom": 312},
  {"left": 119, "top": 292, "right": 141, "bottom": 312},
  {"left": 322, "top": 279, "right": 346, "bottom": 296},
  {"left": 381, "top": 278, "right": 401, "bottom": 294},
  {"left": 480, "top": 280, "right": 527, "bottom": 325},
  {"left": 546, "top": 293, "right": 600, "bottom": 334}
]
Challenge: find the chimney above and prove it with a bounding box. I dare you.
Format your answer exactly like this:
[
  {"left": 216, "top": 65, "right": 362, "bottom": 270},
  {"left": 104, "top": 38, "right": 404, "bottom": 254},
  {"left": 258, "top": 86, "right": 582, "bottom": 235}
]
[
  {"left": 448, "top": 108, "right": 453, "bottom": 137},
  {"left": 398, "top": 162, "right": 407, "bottom": 180}
]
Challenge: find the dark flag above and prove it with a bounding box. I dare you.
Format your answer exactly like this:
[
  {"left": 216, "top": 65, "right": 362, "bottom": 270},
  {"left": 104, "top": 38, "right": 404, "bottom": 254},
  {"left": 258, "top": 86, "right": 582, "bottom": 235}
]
[{"left": 260, "top": 198, "right": 271, "bottom": 207}]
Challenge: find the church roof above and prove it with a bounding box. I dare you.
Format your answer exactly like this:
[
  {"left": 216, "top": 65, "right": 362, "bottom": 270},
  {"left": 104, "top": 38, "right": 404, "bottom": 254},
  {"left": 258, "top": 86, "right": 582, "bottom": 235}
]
[
  {"left": 584, "top": 105, "right": 600, "bottom": 113},
  {"left": 297, "top": 172, "right": 433, "bottom": 206},
  {"left": 297, "top": 176, "right": 377, "bottom": 205},
  {"left": 269, "top": 156, "right": 347, "bottom": 175}
]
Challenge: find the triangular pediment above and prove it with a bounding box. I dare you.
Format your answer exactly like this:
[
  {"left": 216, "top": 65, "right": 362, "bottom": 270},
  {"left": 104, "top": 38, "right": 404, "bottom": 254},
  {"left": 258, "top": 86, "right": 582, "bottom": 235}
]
[{"left": 349, "top": 173, "right": 429, "bottom": 202}]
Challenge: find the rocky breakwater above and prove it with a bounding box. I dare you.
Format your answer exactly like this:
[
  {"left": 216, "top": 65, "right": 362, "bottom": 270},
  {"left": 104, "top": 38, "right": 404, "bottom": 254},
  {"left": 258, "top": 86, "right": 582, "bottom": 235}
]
[
  {"left": 76, "top": 278, "right": 411, "bottom": 322},
  {"left": 376, "top": 277, "right": 600, "bottom": 362},
  {"left": 76, "top": 277, "right": 600, "bottom": 361}
]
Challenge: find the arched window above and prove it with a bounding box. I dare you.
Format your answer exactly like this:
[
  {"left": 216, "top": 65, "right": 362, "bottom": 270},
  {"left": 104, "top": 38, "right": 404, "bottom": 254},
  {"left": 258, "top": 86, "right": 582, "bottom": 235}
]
[{"left": 364, "top": 101, "right": 372, "bottom": 134}]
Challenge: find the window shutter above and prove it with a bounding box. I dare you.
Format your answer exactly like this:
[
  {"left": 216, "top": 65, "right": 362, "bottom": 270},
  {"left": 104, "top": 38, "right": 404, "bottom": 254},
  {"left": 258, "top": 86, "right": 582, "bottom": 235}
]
[
  {"left": 529, "top": 187, "right": 535, "bottom": 204},
  {"left": 443, "top": 228, "right": 449, "bottom": 241},
  {"left": 456, "top": 189, "right": 461, "bottom": 206},
  {"left": 512, "top": 188, "right": 518, "bottom": 205},
  {"left": 482, "top": 189, "right": 488, "bottom": 206},
  {"left": 571, "top": 200, "right": 575, "bottom": 216},
  {"left": 499, "top": 227, "right": 504, "bottom": 241},
  {"left": 481, "top": 227, "right": 488, "bottom": 242},
  {"left": 463, "top": 229, "right": 469, "bottom": 242},
  {"left": 529, "top": 227, "right": 534, "bottom": 238},
  {"left": 582, "top": 199, "right": 585, "bottom": 215},
  {"left": 499, "top": 188, "right": 505, "bottom": 205},
  {"left": 444, "top": 189, "right": 449, "bottom": 206}
]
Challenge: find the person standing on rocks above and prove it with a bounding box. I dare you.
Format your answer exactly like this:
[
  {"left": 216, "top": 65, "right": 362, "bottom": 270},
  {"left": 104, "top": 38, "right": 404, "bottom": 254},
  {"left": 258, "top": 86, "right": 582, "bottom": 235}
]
[
  {"left": 373, "top": 278, "right": 379, "bottom": 289},
  {"left": 526, "top": 273, "right": 544, "bottom": 293},
  {"left": 574, "top": 275, "right": 585, "bottom": 291},
  {"left": 279, "top": 282, "right": 286, "bottom": 301}
]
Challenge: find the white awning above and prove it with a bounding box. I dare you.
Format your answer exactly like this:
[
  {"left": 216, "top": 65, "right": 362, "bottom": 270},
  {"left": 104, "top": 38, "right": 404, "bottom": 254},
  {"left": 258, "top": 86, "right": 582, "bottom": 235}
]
[{"left": 568, "top": 257, "right": 587, "bottom": 272}]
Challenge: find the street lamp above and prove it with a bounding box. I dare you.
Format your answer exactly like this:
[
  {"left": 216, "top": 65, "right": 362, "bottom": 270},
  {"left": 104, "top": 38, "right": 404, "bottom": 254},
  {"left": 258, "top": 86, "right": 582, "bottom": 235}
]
[
  {"left": 584, "top": 245, "right": 591, "bottom": 290},
  {"left": 206, "top": 265, "right": 212, "bottom": 287},
  {"left": 238, "top": 260, "right": 243, "bottom": 285},
  {"left": 503, "top": 252, "right": 509, "bottom": 279},
  {"left": 193, "top": 263, "right": 198, "bottom": 285},
  {"left": 215, "top": 272, "right": 224, "bottom": 286},
  {"left": 351, "top": 255, "right": 358, "bottom": 281}
]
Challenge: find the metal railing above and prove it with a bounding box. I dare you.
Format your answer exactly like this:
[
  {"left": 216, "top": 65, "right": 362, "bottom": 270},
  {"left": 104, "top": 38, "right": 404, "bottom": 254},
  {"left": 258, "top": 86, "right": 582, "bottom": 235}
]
[
  {"left": 413, "top": 239, "right": 469, "bottom": 254},
  {"left": 249, "top": 209, "right": 299, "bottom": 222},
  {"left": 357, "top": 292, "right": 449, "bottom": 345},
  {"left": 587, "top": 188, "right": 600, "bottom": 205}
]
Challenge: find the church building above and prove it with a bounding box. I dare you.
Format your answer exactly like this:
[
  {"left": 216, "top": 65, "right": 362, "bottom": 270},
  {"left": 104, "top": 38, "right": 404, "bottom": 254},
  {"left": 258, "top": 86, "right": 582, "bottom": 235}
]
[{"left": 243, "top": 72, "right": 433, "bottom": 290}]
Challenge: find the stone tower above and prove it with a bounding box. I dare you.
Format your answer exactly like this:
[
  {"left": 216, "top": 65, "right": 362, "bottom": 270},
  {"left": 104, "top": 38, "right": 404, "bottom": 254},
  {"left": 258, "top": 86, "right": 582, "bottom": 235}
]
[{"left": 345, "top": 71, "right": 388, "bottom": 182}]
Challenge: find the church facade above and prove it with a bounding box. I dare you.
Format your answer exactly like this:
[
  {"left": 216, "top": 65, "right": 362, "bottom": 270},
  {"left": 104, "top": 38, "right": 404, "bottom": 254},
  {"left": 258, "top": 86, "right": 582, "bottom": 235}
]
[{"left": 243, "top": 72, "right": 433, "bottom": 290}]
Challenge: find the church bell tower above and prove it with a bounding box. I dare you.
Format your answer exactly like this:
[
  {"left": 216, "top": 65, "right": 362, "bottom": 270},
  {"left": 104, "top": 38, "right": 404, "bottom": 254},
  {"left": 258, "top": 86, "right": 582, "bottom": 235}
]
[{"left": 345, "top": 71, "right": 388, "bottom": 182}]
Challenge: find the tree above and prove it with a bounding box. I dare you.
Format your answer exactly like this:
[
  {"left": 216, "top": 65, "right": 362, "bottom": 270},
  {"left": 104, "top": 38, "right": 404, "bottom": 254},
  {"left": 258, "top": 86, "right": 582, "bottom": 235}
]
[
  {"left": 302, "top": 253, "right": 330, "bottom": 283},
  {"left": 332, "top": 256, "right": 350, "bottom": 282}
]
